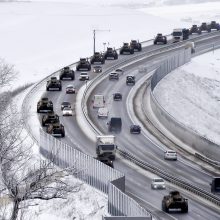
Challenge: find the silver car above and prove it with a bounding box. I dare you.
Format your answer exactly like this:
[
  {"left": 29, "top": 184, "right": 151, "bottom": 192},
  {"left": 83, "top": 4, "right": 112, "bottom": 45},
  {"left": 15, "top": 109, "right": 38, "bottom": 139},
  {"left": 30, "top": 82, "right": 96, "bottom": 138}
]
[
  {"left": 79, "top": 72, "right": 89, "bottom": 81},
  {"left": 151, "top": 178, "right": 166, "bottom": 190},
  {"left": 164, "top": 150, "right": 177, "bottom": 160}
]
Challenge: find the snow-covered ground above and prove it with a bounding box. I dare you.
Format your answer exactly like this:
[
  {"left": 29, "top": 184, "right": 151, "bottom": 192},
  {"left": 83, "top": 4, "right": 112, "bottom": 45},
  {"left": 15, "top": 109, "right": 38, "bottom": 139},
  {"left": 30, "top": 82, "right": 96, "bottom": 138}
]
[
  {"left": 1, "top": 0, "right": 220, "bottom": 219},
  {"left": 2, "top": 88, "right": 109, "bottom": 220},
  {"left": 154, "top": 49, "right": 220, "bottom": 144},
  {"left": 1, "top": 0, "right": 220, "bottom": 90},
  {"left": 19, "top": 178, "right": 108, "bottom": 220}
]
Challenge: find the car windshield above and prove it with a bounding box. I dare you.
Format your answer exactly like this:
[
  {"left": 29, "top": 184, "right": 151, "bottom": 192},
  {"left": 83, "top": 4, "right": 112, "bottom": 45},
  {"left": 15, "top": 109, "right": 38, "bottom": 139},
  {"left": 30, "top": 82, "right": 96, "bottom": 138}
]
[
  {"left": 115, "top": 93, "right": 121, "bottom": 96},
  {"left": 99, "top": 108, "right": 107, "bottom": 112},
  {"left": 154, "top": 179, "right": 164, "bottom": 183},
  {"left": 173, "top": 32, "right": 182, "bottom": 36},
  {"left": 81, "top": 72, "right": 88, "bottom": 75},
  {"left": 67, "top": 85, "right": 74, "bottom": 89},
  {"left": 167, "top": 151, "right": 175, "bottom": 154},
  {"left": 99, "top": 145, "right": 114, "bottom": 150},
  {"left": 62, "top": 102, "right": 70, "bottom": 105},
  {"left": 63, "top": 107, "right": 71, "bottom": 110}
]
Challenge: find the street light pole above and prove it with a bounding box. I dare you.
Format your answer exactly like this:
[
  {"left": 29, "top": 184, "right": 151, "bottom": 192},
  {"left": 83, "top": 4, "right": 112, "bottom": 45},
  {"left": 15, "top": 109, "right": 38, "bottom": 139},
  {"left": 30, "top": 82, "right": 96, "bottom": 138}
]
[
  {"left": 103, "top": 42, "right": 106, "bottom": 52},
  {"left": 93, "top": 30, "right": 96, "bottom": 54},
  {"left": 93, "top": 29, "right": 110, "bottom": 55}
]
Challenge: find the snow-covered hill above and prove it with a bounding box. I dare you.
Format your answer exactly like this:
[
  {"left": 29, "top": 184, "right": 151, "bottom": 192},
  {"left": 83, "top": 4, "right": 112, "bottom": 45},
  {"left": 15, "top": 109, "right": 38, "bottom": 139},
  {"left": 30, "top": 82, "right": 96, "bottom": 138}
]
[{"left": 154, "top": 49, "right": 220, "bottom": 145}]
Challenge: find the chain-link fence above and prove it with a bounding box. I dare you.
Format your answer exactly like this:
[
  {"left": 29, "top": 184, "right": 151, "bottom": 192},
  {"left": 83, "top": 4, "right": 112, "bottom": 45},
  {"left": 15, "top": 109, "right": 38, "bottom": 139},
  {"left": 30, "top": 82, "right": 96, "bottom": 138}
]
[{"left": 40, "top": 129, "right": 151, "bottom": 219}]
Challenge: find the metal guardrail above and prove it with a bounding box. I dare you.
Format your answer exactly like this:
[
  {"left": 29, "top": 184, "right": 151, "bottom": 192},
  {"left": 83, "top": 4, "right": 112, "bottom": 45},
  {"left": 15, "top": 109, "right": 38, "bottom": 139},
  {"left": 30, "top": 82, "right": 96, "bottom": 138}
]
[
  {"left": 40, "top": 129, "right": 151, "bottom": 218},
  {"left": 118, "top": 149, "right": 220, "bottom": 206},
  {"left": 81, "top": 33, "right": 220, "bottom": 135},
  {"left": 22, "top": 30, "right": 220, "bottom": 219},
  {"left": 82, "top": 35, "right": 220, "bottom": 208},
  {"left": 150, "top": 42, "right": 220, "bottom": 166}
]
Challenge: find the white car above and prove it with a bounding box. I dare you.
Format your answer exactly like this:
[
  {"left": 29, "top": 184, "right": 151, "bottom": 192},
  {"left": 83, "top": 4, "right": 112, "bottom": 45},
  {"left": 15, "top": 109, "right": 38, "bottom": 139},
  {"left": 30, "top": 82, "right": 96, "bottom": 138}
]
[
  {"left": 98, "top": 107, "right": 109, "bottom": 118},
  {"left": 115, "top": 68, "right": 124, "bottom": 75},
  {"left": 151, "top": 178, "right": 166, "bottom": 190},
  {"left": 164, "top": 150, "right": 177, "bottom": 160},
  {"left": 79, "top": 72, "right": 89, "bottom": 81},
  {"left": 62, "top": 107, "right": 73, "bottom": 116}
]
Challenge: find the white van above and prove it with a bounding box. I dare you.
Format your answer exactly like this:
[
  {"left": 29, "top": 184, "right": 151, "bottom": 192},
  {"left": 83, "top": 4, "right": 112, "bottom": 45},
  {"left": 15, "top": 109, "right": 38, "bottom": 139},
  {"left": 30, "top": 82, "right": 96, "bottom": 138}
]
[{"left": 92, "top": 94, "right": 105, "bottom": 108}]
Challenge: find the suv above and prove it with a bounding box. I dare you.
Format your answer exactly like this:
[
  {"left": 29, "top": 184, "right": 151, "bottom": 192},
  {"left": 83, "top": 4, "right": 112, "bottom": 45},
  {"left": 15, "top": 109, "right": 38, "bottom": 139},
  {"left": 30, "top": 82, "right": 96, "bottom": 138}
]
[
  {"left": 93, "top": 65, "right": 102, "bottom": 73},
  {"left": 113, "top": 93, "right": 122, "bottom": 101},
  {"left": 109, "top": 72, "right": 119, "bottom": 80},
  {"left": 90, "top": 52, "right": 105, "bottom": 64},
  {"left": 108, "top": 117, "right": 122, "bottom": 132},
  {"left": 79, "top": 72, "right": 89, "bottom": 81},
  {"left": 154, "top": 33, "right": 167, "bottom": 44},
  {"left": 120, "top": 43, "right": 134, "bottom": 55},
  {"left": 42, "top": 113, "right": 59, "bottom": 127},
  {"left": 76, "top": 58, "right": 91, "bottom": 71},
  {"left": 115, "top": 69, "right": 124, "bottom": 75},
  {"left": 126, "top": 75, "right": 135, "bottom": 85},
  {"left": 46, "top": 123, "right": 65, "bottom": 137},
  {"left": 46, "top": 77, "right": 62, "bottom": 91},
  {"left": 130, "top": 40, "right": 142, "bottom": 51},
  {"left": 164, "top": 150, "right": 177, "bottom": 160},
  {"left": 59, "top": 66, "right": 75, "bottom": 80},
  {"left": 104, "top": 47, "right": 118, "bottom": 60},
  {"left": 61, "top": 101, "right": 71, "bottom": 110},
  {"left": 37, "top": 97, "right": 53, "bottom": 113},
  {"left": 151, "top": 178, "right": 166, "bottom": 190},
  {"left": 210, "top": 177, "right": 220, "bottom": 193},
  {"left": 130, "top": 125, "right": 141, "bottom": 134}
]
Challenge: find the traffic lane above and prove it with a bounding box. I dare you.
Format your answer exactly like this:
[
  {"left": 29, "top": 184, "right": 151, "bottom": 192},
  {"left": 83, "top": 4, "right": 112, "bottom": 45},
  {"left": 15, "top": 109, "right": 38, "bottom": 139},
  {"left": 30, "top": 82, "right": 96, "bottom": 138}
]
[
  {"left": 124, "top": 165, "right": 220, "bottom": 220},
  {"left": 43, "top": 80, "right": 96, "bottom": 156},
  {"left": 87, "top": 56, "right": 213, "bottom": 191}
]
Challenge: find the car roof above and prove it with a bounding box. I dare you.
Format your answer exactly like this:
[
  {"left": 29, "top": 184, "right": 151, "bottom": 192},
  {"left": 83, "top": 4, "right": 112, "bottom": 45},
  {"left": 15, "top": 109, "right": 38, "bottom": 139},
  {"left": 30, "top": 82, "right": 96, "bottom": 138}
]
[
  {"left": 98, "top": 107, "right": 108, "bottom": 111},
  {"left": 66, "top": 84, "right": 74, "bottom": 87},
  {"left": 166, "top": 150, "right": 176, "bottom": 153},
  {"left": 81, "top": 72, "right": 88, "bottom": 74},
  {"left": 153, "top": 178, "right": 164, "bottom": 181}
]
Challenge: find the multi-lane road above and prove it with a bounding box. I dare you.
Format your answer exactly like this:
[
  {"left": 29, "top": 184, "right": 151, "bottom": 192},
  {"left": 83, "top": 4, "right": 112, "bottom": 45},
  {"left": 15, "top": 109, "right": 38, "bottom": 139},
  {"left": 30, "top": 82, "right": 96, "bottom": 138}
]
[{"left": 25, "top": 31, "right": 220, "bottom": 219}]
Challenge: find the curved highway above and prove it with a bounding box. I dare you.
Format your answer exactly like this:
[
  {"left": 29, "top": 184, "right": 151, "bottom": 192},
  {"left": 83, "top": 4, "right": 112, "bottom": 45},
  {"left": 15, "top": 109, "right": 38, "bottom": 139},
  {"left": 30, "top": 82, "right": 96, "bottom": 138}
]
[{"left": 27, "top": 32, "right": 220, "bottom": 219}]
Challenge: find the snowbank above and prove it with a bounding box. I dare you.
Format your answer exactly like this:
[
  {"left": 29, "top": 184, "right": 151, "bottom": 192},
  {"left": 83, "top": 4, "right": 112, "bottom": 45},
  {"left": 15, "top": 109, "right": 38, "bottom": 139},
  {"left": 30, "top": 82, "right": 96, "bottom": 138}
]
[
  {"left": 2, "top": 1, "right": 220, "bottom": 90},
  {"left": 154, "top": 49, "right": 220, "bottom": 145}
]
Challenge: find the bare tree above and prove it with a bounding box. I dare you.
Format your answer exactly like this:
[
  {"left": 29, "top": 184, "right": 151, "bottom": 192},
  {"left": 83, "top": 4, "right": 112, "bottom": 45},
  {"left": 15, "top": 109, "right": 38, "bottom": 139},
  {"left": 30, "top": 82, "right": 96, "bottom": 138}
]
[
  {"left": 0, "top": 59, "right": 81, "bottom": 220},
  {"left": 1, "top": 158, "right": 80, "bottom": 220},
  {"left": 0, "top": 58, "right": 16, "bottom": 89}
]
